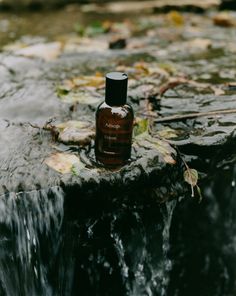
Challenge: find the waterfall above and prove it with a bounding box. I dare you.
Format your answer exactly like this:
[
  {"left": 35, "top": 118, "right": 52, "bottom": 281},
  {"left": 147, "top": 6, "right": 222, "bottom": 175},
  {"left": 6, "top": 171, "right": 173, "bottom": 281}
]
[
  {"left": 160, "top": 200, "right": 177, "bottom": 296},
  {"left": 110, "top": 200, "right": 177, "bottom": 296},
  {"left": 0, "top": 186, "right": 64, "bottom": 296}
]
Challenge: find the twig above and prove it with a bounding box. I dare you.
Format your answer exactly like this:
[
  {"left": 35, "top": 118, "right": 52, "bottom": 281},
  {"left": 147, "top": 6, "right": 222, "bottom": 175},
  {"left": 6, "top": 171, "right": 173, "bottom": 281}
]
[
  {"left": 137, "top": 109, "right": 236, "bottom": 123},
  {"left": 159, "top": 77, "right": 224, "bottom": 97}
]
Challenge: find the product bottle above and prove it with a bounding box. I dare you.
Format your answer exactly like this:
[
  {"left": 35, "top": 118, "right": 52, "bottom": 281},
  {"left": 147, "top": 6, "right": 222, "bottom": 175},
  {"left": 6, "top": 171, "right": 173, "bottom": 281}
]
[{"left": 95, "top": 72, "right": 134, "bottom": 167}]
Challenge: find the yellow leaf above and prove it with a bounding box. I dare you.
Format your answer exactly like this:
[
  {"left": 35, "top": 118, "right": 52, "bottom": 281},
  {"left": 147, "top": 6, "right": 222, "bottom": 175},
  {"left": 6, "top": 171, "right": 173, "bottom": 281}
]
[
  {"left": 157, "top": 128, "right": 179, "bottom": 139},
  {"left": 167, "top": 11, "right": 184, "bottom": 26},
  {"left": 72, "top": 75, "right": 104, "bottom": 88}
]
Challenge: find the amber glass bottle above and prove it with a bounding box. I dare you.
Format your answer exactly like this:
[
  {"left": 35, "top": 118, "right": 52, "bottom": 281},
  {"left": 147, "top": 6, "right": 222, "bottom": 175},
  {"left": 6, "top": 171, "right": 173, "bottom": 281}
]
[{"left": 95, "top": 72, "right": 134, "bottom": 167}]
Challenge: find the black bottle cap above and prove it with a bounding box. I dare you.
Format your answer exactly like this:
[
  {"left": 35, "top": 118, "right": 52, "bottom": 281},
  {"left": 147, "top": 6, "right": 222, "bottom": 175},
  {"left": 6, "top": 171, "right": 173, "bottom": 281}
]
[{"left": 105, "top": 72, "right": 128, "bottom": 106}]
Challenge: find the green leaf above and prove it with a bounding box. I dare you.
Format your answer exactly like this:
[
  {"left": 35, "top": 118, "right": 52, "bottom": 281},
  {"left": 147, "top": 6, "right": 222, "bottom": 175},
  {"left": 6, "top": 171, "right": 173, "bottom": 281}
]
[
  {"left": 74, "top": 23, "right": 85, "bottom": 36},
  {"left": 184, "top": 169, "right": 198, "bottom": 187},
  {"left": 133, "top": 118, "right": 149, "bottom": 137},
  {"left": 84, "top": 21, "right": 106, "bottom": 37}
]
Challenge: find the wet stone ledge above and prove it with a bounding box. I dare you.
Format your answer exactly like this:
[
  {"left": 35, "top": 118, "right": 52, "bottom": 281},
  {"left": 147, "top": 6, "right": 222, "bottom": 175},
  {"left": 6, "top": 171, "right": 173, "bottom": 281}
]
[
  {"left": 0, "top": 41, "right": 236, "bottom": 200},
  {"left": 0, "top": 53, "right": 184, "bottom": 201}
]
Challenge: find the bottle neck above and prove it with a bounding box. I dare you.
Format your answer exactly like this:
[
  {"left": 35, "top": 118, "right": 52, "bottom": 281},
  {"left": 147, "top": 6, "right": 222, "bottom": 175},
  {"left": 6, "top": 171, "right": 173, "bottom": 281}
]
[{"left": 105, "top": 96, "right": 126, "bottom": 106}]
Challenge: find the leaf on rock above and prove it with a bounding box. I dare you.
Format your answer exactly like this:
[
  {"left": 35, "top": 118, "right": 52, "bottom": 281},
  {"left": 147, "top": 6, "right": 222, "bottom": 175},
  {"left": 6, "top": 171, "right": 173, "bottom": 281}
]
[
  {"left": 133, "top": 118, "right": 149, "bottom": 136},
  {"left": 15, "top": 42, "right": 62, "bottom": 61},
  {"left": 213, "top": 13, "right": 235, "bottom": 27},
  {"left": 135, "top": 133, "right": 176, "bottom": 164},
  {"left": 56, "top": 120, "right": 95, "bottom": 146},
  {"left": 167, "top": 11, "right": 184, "bottom": 26},
  {"left": 63, "top": 37, "right": 108, "bottom": 53},
  {"left": 72, "top": 73, "right": 104, "bottom": 88},
  {"left": 44, "top": 153, "right": 84, "bottom": 174},
  {"left": 157, "top": 128, "right": 179, "bottom": 139},
  {"left": 186, "top": 38, "right": 212, "bottom": 50},
  {"left": 184, "top": 169, "right": 198, "bottom": 187},
  {"left": 58, "top": 127, "right": 95, "bottom": 146},
  {"left": 58, "top": 90, "right": 102, "bottom": 105},
  {"left": 56, "top": 120, "right": 92, "bottom": 131}
]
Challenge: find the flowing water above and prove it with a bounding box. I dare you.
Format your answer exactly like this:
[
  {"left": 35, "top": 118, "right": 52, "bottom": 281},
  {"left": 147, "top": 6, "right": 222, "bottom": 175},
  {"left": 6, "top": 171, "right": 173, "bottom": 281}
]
[
  {"left": 0, "top": 162, "right": 235, "bottom": 295},
  {"left": 0, "top": 187, "right": 64, "bottom": 296}
]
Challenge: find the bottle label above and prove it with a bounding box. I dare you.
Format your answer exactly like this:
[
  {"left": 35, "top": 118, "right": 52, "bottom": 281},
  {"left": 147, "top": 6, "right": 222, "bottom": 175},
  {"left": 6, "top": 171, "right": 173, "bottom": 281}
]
[{"left": 96, "top": 119, "right": 133, "bottom": 156}]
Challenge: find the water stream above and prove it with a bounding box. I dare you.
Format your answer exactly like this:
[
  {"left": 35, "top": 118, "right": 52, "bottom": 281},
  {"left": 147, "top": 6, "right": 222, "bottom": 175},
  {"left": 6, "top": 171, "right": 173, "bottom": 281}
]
[
  {"left": 0, "top": 187, "right": 64, "bottom": 296},
  {"left": 0, "top": 161, "right": 235, "bottom": 295}
]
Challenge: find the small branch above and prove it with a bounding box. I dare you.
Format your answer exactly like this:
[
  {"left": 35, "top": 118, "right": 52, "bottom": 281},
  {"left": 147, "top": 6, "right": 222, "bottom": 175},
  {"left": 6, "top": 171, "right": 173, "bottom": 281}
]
[
  {"left": 137, "top": 109, "right": 236, "bottom": 123},
  {"left": 159, "top": 77, "right": 224, "bottom": 97}
]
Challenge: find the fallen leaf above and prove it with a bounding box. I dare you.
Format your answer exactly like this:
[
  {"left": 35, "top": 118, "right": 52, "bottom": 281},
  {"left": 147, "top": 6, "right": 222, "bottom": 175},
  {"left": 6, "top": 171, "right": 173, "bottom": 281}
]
[
  {"left": 211, "top": 86, "right": 225, "bottom": 96},
  {"left": 58, "top": 127, "right": 95, "bottom": 146},
  {"left": 157, "top": 128, "right": 179, "bottom": 139},
  {"left": 44, "top": 153, "right": 84, "bottom": 174},
  {"left": 135, "top": 133, "right": 176, "bottom": 164},
  {"left": 133, "top": 117, "right": 149, "bottom": 136},
  {"left": 186, "top": 38, "right": 212, "bottom": 50},
  {"left": 58, "top": 91, "right": 102, "bottom": 105},
  {"left": 167, "top": 11, "right": 184, "bottom": 26},
  {"left": 72, "top": 73, "right": 104, "bottom": 88},
  {"left": 15, "top": 42, "right": 62, "bottom": 61},
  {"left": 56, "top": 120, "right": 92, "bottom": 131},
  {"left": 63, "top": 37, "right": 107, "bottom": 53},
  {"left": 213, "top": 12, "right": 235, "bottom": 27}
]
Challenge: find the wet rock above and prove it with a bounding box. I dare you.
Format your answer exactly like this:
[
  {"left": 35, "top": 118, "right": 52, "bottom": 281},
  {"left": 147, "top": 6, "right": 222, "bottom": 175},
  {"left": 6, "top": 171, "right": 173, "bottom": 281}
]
[
  {"left": 109, "top": 37, "right": 127, "bottom": 49},
  {"left": 1, "top": 8, "right": 236, "bottom": 201}
]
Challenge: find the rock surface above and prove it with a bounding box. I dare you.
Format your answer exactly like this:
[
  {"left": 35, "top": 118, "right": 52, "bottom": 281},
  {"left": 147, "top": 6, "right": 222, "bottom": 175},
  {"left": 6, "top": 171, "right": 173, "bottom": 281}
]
[{"left": 0, "top": 7, "right": 236, "bottom": 198}]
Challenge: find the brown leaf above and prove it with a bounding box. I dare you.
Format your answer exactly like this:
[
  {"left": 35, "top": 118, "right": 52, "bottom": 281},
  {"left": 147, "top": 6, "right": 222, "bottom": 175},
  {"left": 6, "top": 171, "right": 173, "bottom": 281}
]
[{"left": 213, "top": 13, "right": 235, "bottom": 27}]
